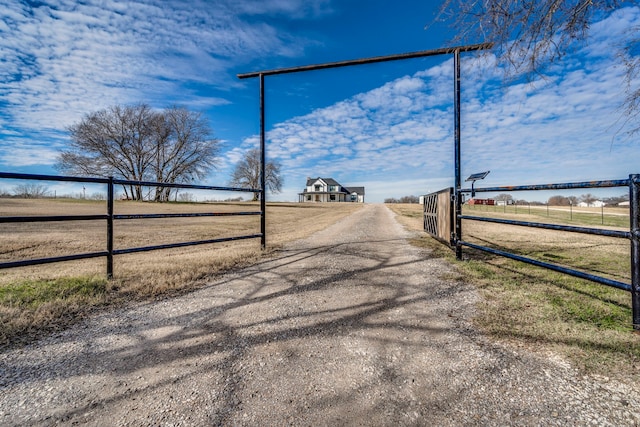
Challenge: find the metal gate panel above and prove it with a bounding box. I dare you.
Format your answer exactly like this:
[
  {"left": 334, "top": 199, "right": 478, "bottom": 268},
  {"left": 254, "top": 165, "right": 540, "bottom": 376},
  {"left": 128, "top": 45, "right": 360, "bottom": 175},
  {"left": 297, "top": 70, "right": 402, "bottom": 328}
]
[{"left": 423, "top": 187, "right": 453, "bottom": 245}]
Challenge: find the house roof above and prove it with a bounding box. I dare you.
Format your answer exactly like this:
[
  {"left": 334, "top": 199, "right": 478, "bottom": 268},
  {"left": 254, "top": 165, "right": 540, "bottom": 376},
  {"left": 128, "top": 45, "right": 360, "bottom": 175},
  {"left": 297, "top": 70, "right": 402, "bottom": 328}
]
[
  {"left": 345, "top": 186, "right": 365, "bottom": 195},
  {"left": 306, "top": 177, "right": 340, "bottom": 187}
]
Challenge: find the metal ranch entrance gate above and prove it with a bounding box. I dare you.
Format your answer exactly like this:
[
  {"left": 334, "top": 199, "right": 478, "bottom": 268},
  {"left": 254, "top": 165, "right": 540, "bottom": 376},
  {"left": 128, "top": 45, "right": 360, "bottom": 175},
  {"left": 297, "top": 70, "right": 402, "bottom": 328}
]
[
  {"left": 237, "top": 42, "right": 492, "bottom": 248},
  {"left": 0, "top": 43, "right": 490, "bottom": 278},
  {"left": 5, "top": 42, "right": 636, "bottom": 328},
  {"left": 423, "top": 177, "right": 640, "bottom": 329},
  {"left": 0, "top": 44, "right": 490, "bottom": 277}
]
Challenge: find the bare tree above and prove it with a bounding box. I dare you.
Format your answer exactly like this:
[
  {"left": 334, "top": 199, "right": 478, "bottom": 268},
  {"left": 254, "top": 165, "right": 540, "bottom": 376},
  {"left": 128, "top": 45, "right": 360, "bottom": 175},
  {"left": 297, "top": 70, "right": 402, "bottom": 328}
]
[
  {"left": 399, "top": 195, "right": 420, "bottom": 203},
  {"left": 152, "top": 107, "right": 219, "bottom": 202},
  {"left": 494, "top": 193, "right": 514, "bottom": 202},
  {"left": 548, "top": 195, "right": 570, "bottom": 205},
  {"left": 56, "top": 104, "right": 219, "bottom": 201},
  {"left": 384, "top": 195, "right": 419, "bottom": 203},
  {"left": 436, "top": 0, "right": 640, "bottom": 133},
  {"left": 13, "top": 183, "right": 50, "bottom": 198},
  {"left": 58, "top": 104, "right": 157, "bottom": 200},
  {"left": 229, "top": 149, "right": 282, "bottom": 201},
  {"left": 177, "top": 192, "right": 196, "bottom": 202}
]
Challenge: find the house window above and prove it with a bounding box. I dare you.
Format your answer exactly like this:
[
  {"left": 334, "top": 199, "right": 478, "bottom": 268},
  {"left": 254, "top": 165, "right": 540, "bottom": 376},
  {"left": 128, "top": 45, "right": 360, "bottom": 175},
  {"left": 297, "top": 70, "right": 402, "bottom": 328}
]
[
  {"left": 306, "top": 195, "right": 311, "bottom": 201},
  {"left": 314, "top": 185, "right": 321, "bottom": 191},
  {"left": 329, "top": 185, "right": 337, "bottom": 192},
  {"left": 330, "top": 194, "right": 336, "bottom": 201},
  {"left": 351, "top": 194, "right": 357, "bottom": 201}
]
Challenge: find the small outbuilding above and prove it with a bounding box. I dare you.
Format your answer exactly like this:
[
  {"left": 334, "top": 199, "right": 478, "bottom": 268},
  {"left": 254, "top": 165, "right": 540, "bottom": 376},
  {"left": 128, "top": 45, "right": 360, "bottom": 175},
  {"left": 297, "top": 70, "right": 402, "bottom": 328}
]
[{"left": 467, "top": 198, "right": 495, "bottom": 206}]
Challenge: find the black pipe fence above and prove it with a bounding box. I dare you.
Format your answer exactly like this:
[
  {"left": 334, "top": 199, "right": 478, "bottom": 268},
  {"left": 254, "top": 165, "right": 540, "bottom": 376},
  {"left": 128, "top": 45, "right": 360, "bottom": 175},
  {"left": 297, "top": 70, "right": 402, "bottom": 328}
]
[
  {"left": 454, "top": 174, "right": 640, "bottom": 328},
  {"left": 0, "top": 172, "right": 263, "bottom": 279}
]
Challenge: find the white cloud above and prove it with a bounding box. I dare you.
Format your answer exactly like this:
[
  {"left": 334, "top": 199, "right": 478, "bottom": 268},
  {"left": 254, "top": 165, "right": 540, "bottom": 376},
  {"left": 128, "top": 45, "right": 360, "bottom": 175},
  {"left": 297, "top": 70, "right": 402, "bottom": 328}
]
[
  {"left": 0, "top": 133, "right": 66, "bottom": 167},
  {"left": 0, "top": 0, "right": 325, "bottom": 159},
  {"left": 1, "top": 146, "right": 60, "bottom": 167},
  {"left": 235, "top": 0, "right": 333, "bottom": 18}
]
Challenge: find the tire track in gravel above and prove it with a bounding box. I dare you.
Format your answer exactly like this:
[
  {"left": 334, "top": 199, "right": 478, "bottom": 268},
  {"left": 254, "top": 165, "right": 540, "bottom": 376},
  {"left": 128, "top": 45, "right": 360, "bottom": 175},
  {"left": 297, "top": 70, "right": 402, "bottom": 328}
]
[{"left": 1, "top": 204, "right": 639, "bottom": 426}]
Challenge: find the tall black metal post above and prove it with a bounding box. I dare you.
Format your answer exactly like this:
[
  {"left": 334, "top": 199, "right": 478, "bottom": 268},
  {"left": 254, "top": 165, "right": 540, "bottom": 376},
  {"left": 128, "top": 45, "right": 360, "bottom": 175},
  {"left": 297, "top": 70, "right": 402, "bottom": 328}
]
[
  {"left": 454, "top": 48, "right": 462, "bottom": 260},
  {"left": 260, "top": 73, "right": 266, "bottom": 249},
  {"left": 630, "top": 174, "right": 640, "bottom": 329},
  {"left": 107, "top": 176, "right": 114, "bottom": 279}
]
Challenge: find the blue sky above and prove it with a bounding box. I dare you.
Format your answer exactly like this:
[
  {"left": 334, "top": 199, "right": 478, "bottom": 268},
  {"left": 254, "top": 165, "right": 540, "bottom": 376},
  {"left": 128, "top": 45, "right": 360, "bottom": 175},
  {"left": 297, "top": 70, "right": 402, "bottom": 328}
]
[{"left": 1, "top": 1, "right": 639, "bottom": 202}]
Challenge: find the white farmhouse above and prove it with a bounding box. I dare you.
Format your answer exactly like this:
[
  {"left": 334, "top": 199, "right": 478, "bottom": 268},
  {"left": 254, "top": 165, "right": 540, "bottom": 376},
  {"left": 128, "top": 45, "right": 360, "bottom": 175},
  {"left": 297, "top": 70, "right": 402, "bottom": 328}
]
[{"left": 298, "top": 177, "right": 365, "bottom": 203}]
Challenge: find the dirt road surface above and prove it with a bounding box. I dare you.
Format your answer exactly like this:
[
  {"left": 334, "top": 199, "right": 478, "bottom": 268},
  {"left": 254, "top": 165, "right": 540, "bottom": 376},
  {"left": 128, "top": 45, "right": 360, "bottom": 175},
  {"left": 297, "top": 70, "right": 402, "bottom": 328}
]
[{"left": 1, "top": 204, "right": 639, "bottom": 426}]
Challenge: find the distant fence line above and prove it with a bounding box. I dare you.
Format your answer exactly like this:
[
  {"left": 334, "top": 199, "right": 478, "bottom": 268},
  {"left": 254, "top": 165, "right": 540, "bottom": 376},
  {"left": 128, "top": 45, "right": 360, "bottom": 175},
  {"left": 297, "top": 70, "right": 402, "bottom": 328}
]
[
  {"left": 0, "top": 172, "right": 263, "bottom": 279},
  {"left": 467, "top": 201, "right": 628, "bottom": 226}
]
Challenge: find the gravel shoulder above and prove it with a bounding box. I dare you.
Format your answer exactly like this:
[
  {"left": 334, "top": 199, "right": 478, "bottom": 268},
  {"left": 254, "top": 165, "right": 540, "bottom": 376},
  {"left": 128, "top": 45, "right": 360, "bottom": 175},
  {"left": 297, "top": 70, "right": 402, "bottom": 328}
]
[{"left": 1, "top": 204, "right": 639, "bottom": 426}]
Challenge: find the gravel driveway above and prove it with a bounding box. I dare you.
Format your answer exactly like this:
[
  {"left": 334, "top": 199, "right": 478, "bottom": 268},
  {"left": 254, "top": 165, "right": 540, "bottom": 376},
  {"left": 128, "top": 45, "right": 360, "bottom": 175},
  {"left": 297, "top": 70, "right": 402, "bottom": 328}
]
[{"left": 1, "top": 204, "right": 639, "bottom": 426}]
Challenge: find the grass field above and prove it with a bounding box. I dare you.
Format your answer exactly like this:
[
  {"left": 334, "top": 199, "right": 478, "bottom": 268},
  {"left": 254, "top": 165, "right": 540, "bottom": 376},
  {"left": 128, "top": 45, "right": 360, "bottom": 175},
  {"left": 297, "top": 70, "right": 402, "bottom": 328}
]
[
  {"left": 387, "top": 203, "right": 639, "bottom": 378},
  {"left": 0, "top": 198, "right": 362, "bottom": 346},
  {"left": 465, "top": 202, "right": 630, "bottom": 228}
]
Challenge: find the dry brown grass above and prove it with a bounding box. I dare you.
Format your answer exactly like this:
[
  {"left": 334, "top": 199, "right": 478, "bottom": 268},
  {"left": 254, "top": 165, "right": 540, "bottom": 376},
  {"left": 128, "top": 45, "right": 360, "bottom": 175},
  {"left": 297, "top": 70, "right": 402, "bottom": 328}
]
[{"left": 0, "top": 199, "right": 362, "bottom": 346}]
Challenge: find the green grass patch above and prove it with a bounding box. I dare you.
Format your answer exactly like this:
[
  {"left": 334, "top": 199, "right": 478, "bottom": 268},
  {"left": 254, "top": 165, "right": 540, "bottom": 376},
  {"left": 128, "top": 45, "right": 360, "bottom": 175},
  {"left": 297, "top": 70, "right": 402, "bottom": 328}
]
[
  {"left": 461, "top": 250, "right": 638, "bottom": 375},
  {"left": 0, "top": 276, "right": 107, "bottom": 309},
  {"left": 468, "top": 260, "right": 629, "bottom": 364},
  {"left": 0, "top": 277, "right": 108, "bottom": 347}
]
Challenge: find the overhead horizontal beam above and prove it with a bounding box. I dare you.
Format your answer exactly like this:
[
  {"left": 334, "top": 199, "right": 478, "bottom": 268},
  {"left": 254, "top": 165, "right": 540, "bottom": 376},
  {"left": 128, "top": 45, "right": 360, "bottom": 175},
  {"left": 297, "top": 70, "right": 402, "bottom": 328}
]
[{"left": 237, "top": 42, "right": 493, "bottom": 79}]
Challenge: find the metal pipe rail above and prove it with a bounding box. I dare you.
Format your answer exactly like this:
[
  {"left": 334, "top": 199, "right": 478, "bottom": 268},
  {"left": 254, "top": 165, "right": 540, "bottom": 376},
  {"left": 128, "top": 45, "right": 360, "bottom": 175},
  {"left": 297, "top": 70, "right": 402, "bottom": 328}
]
[
  {"left": 0, "top": 214, "right": 108, "bottom": 223},
  {"left": 0, "top": 251, "right": 110, "bottom": 270},
  {"left": 114, "top": 212, "right": 261, "bottom": 220},
  {"left": 459, "top": 240, "right": 631, "bottom": 292},
  {"left": 237, "top": 43, "right": 494, "bottom": 79},
  {"left": 461, "top": 178, "right": 630, "bottom": 194},
  {"left": 454, "top": 174, "right": 640, "bottom": 328},
  {"left": 112, "top": 234, "right": 263, "bottom": 256},
  {"left": 459, "top": 215, "right": 631, "bottom": 239},
  {"left": 113, "top": 177, "right": 258, "bottom": 193},
  {"left": 0, "top": 172, "right": 263, "bottom": 278},
  {"left": 0, "top": 172, "right": 260, "bottom": 193}
]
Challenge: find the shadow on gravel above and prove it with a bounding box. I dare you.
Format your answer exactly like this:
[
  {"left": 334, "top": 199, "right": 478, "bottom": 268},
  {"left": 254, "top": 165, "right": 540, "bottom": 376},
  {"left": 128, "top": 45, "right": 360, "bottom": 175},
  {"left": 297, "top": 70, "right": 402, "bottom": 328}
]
[{"left": 5, "top": 237, "right": 472, "bottom": 425}]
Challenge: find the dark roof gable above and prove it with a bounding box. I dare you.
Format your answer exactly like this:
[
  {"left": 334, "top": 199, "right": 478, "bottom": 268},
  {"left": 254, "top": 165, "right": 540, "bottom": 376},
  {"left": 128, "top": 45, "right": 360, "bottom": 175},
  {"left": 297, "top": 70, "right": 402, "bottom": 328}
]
[
  {"left": 306, "top": 177, "right": 341, "bottom": 187},
  {"left": 345, "top": 186, "right": 365, "bottom": 195}
]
